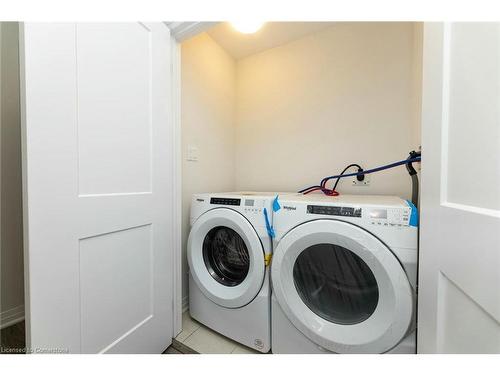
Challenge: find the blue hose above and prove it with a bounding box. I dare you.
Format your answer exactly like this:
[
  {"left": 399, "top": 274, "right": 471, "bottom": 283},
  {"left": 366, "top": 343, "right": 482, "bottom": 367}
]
[{"left": 299, "top": 156, "right": 421, "bottom": 193}]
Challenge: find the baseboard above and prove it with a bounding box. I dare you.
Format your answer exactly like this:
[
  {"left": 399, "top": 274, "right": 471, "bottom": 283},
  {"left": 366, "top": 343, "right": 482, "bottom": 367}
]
[
  {"left": 182, "top": 295, "right": 189, "bottom": 313},
  {"left": 0, "top": 305, "right": 25, "bottom": 330},
  {"left": 171, "top": 338, "right": 198, "bottom": 354}
]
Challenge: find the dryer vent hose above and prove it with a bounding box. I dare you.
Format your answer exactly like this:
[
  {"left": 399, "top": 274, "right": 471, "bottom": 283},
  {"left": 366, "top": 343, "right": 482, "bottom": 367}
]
[{"left": 405, "top": 150, "right": 421, "bottom": 209}]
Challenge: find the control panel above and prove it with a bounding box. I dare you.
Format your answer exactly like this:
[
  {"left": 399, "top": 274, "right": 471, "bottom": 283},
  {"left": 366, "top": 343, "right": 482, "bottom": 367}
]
[
  {"left": 243, "top": 198, "right": 263, "bottom": 214},
  {"left": 306, "top": 204, "right": 412, "bottom": 227},
  {"left": 210, "top": 197, "right": 241, "bottom": 206},
  {"left": 369, "top": 208, "right": 411, "bottom": 226},
  {"left": 307, "top": 205, "right": 362, "bottom": 218}
]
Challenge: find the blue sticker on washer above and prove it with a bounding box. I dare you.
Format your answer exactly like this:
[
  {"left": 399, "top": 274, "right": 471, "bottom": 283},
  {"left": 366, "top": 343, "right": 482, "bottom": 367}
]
[
  {"left": 405, "top": 200, "right": 419, "bottom": 227},
  {"left": 273, "top": 195, "right": 281, "bottom": 212},
  {"left": 263, "top": 208, "right": 275, "bottom": 238}
]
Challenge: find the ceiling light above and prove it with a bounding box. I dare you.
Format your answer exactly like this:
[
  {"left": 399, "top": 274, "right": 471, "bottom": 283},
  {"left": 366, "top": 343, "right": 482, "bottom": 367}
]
[{"left": 230, "top": 21, "right": 264, "bottom": 34}]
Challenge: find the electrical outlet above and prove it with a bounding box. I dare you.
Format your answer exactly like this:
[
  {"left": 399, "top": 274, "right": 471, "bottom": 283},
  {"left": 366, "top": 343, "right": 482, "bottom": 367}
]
[
  {"left": 352, "top": 174, "right": 370, "bottom": 186},
  {"left": 187, "top": 145, "right": 198, "bottom": 161}
]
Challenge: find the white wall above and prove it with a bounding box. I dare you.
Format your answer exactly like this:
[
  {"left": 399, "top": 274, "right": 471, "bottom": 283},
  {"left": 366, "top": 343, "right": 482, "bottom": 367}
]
[
  {"left": 0, "top": 22, "right": 24, "bottom": 328},
  {"left": 180, "top": 23, "right": 423, "bottom": 305},
  {"left": 181, "top": 33, "right": 236, "bottom": 305},
  {"left": 235, "top": 22, "right": 422, "bottom": 199},
  {"left": 411, "top": 23, "right": 423, "bottom": 151}
]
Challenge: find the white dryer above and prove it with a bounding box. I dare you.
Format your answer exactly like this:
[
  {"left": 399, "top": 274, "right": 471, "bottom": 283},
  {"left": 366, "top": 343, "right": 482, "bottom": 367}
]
[
  {"left": 271, "top": 194, "right": 418, "bottom": 354},
  {"left": 187, "top": 192, "right": 277, "bottom": 352}
]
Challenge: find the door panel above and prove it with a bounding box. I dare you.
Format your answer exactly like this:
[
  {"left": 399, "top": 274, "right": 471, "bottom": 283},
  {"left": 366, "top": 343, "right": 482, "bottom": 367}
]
[
  {"left": 418, "top": 23, "right": 500, "bottom": 353},
  {"left": 20, "top": 23, "right": 173, "bottom": 353},
  {"left": 445, "top": 24, "right": 500, "bottom": 211},
  {"left": 79, "top": 224, "right": 153, "bottom": 353},
  {"left": 437, "top": 274, "right": 500, "bottom": 353},
  {"left": 76, "top": 23, "right": 153, "bottom": 196}
]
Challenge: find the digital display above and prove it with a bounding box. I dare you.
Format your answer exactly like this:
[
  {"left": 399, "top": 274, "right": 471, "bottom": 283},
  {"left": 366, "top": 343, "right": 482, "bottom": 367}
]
[
  {"left": 369, "top": 209, "right": 387, "bottom": 219},
  {"left": 245, "top": 199, "right": 255, "bottom": 207}
]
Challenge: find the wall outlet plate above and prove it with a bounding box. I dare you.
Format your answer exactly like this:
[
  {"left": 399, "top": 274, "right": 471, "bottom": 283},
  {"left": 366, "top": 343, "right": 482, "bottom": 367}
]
[{"left": 352, "top": 174, "right": 370, "bottom": 186}]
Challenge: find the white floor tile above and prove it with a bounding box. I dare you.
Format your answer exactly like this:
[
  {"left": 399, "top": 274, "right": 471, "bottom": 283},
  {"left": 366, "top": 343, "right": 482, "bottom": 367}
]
[
  {"left": 178, "top": 311, "right": 261, "bottom": 354},
  {"left": 231, "top": 343, "right": 260, "bottom": 354},
  {"left": 175, "top": 312, "right": 201, "bottom": 342},
  {"left": 183, "top": 325, "right": 237, "bottom": 354}
]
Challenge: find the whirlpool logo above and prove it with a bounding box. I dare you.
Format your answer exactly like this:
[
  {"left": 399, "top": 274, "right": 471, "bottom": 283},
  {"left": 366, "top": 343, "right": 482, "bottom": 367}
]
[{"left": 282, "top": 205, "right": 297, "bottom": 211}]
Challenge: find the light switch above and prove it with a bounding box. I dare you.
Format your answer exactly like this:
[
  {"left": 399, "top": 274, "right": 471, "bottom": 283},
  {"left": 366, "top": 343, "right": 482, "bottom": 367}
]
[{"left": 187, "top": 145, "right": 198, "bottom": 161}]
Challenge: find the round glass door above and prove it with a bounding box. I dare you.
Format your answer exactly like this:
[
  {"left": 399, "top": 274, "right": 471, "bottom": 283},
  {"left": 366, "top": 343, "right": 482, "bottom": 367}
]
[
  {"left": 271, "top": 219, "right": 414, "bottom": 354},
  {"left": 187, "top": 208, "right": 265, "bottom": 308},
  {"left": 293, "top": 243, "right": 379, "bottom": 325},
  {"left": 202, "top": 226, "right": 250, "bottom": 287}
]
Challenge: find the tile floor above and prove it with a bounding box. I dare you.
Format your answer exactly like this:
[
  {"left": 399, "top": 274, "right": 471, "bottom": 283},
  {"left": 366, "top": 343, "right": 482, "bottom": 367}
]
[
  {"left": 163, "top": 345, "right": 183, "bottom": 354},
  {"left": 0, "top": 321, "right": 26, "bottom": 354},
  {"left": 173, "top": 311, "right": 261, "bottom": 354},
  {"left": 0, "top": 313, "right": 260, "bottom": 355}
]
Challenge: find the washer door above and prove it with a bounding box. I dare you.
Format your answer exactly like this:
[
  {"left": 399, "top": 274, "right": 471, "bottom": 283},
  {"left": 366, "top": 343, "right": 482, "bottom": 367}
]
[
  {"left": 271, "top": 220, "right": 413, "bottom": 353},
  {"left": 188, "top": 208, "right": 265, "bottom": 308}
]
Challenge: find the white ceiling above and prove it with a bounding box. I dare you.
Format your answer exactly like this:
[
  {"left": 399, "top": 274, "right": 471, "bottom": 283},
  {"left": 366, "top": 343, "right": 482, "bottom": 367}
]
[{"left": 206, "top": 22, "right": 336, "bottom": 60}]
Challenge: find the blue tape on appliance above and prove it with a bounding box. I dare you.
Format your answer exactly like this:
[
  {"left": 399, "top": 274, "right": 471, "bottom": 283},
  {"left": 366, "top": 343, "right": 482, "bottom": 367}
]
[
  {"left": 273, "top": 195, "right": 281, "bottom": 212},
  {"left": 405, "top": 200, "right": 419, "bottom": 227},
  {"left": 263, "top": 208, "right": 275, "bottom": 238}
]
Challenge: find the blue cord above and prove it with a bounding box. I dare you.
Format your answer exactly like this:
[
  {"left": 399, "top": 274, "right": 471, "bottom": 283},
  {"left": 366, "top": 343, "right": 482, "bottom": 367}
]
[
  {"left": 299, "top": 156, "right": 421, "bottom": 193},
  {"left": 263, "top": 208, "right": 275, "bottom": 238}
]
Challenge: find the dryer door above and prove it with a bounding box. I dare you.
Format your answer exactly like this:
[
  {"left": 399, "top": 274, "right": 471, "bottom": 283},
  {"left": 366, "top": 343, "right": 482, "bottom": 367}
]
[
  {"left": 272, "top": 219, "right": 414, "bottom": 353},
  {"left": 188, "top": 208, "right": 266, "bottom": 308}
]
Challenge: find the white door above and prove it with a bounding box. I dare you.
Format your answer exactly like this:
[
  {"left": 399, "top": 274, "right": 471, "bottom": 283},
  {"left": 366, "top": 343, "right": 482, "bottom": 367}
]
[
  {"left": 187, "top": 208, "right": 265, "bottom": 308},
  {"left": 271, "top": 220, "right": 414, "bottom": 354},
  {"left": 20, "top": 23, "right": 174, "bottom": 353},
  {"left": 418, "top": 23, "right": 500, "bottom": 353}
]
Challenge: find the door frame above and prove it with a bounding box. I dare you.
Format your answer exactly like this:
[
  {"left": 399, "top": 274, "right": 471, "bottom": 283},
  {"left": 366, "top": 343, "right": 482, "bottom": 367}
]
[
  {"left": 169, "top": 33, "right": 182, "bottom": 337},
  {"left": 166, "top": 21, "right": 218, "bottom": 337}
]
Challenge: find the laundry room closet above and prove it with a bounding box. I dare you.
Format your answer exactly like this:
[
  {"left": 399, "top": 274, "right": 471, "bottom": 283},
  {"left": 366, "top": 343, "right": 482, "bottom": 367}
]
[
  {"left": 180, "top": 22, "right": 423, "bottom": 311},
  {"left": 1, "top": 19, "right": 498, "bottom": 356},
  {"left": 0, "top": 21, "right": 424, "bottom": 353},
  {"left": 1, "top": 21, "right": 498, "bottom": 356}
]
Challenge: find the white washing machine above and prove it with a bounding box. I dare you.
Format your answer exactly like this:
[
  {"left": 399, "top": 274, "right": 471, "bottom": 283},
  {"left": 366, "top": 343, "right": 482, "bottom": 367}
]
[
  {"left": 187, "top": 192, "right": 277, "bottom": 352},
  {"left": 271, "top": 194, "right": 418, "bottom": 354}
]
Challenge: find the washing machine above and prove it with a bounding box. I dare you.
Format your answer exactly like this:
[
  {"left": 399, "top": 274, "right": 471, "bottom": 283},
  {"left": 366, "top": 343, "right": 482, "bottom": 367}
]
[
  {"left": 187, "top": 192, "right": 277, "bottom": 352},
  {"left": 271, "top": 194, "right": 418, "bottom": 354}
]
